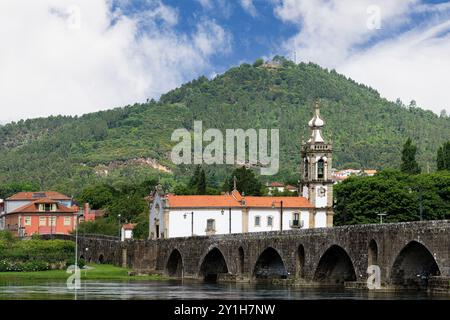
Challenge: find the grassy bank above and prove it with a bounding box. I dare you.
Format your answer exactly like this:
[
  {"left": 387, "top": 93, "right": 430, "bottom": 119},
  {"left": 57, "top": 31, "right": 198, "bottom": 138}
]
[{"left": 0, "top": 263, "right": 168, "bottom": 282}]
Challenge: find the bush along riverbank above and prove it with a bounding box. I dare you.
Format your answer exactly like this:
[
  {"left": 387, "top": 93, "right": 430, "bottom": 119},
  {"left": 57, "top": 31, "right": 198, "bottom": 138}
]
[
  {"left": 0, "top": 231, "right": 83, "bottom": 272},
  {"left": 0, "top": 263, "right": 168, "bottom": 281}
]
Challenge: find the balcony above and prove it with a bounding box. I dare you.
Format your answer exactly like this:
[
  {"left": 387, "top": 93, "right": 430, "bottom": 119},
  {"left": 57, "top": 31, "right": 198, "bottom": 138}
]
[{"left": 290, "top": 220, "right": 304, "bottom": 229}]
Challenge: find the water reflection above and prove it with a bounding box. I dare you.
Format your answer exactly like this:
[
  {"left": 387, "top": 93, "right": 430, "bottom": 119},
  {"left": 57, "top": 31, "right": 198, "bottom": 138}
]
[{"left": 0, "top": 280, "right": 448, "bottom": 300}]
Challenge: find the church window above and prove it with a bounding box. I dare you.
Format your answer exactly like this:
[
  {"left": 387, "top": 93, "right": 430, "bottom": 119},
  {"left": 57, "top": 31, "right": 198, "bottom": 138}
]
[
  {"left": 317, "top": 159, "right": 325, "bottom": 179},
  {"left": 267, "top": 216, "right": 273, "bottom": 227},
  {"left": 206, "top": 219, "right": 215, "bottom": 232}
]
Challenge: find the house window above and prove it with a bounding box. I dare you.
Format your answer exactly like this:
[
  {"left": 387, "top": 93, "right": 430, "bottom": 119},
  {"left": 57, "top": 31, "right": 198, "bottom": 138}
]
[
  {"left": 254, "top": 216, "right": 261, "bottom": 227},
  {"left": 44, "top": 203, "right": 52, "bottom": 211},
  {"left": 206, "top": 219, "right": 215, "bottom": 232},
  {"left": 267, "top": 216, "right": 273, "bottom": 227},
  {"left": 64, "top": 217, "right": 71, "bottom": 226},
  {"left": 39, "top": 216, "right": 46, "bottom": 226},
  {"left": 49, "top": 216, "right": 56, "bottom": 227},
  {"left": 317, "top": 159, "right": 325, "bottom": 179},
  {"left": 24, "top": 216, "right": 31, "bottom": 226}
]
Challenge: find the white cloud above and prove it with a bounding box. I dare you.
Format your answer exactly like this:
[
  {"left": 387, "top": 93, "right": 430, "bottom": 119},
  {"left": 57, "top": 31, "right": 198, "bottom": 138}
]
[
  {"left": 273, "top": 0, "right": 450, "bottom": 114},
  {"left": 0, "top": 0, "right": 230, "bottom": 123},
  {"left": 339, "top": 20, "right": 450, "bottom": 114},
  {"left": 240, "top": 0, "right": 258, "bottom": 17}
]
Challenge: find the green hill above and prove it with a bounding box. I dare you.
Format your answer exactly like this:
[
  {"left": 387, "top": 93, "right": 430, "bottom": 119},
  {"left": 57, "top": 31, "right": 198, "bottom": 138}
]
[{"left": 1, "top": 57, "right": 449, "bottom": 196}]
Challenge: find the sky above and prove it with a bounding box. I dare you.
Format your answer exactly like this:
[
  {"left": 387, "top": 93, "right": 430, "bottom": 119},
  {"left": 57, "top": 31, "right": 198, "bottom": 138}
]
[{"left": 1, "top": 0, "right": 449, "bottom": 123}]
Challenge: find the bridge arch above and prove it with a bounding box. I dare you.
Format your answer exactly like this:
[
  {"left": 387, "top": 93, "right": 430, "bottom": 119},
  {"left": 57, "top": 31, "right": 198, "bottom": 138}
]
[
  {"left": 296, "top": 244, "right": 305, "bottom": 278},
  {"left": 166, "top": 249, "right": 183, "bottom": 277},
  {"left": 368, "top": 239, "right": 378, "bottom": 266},
  {"left": 253, "top": 247, "right": 288, "bottom": 279},
  {"left": 313, "top": 245, "right": 356, "bottom": 284},
  {"left": 390, "top": 240, "right": 440, "bottom": 289},
  {"left": 198, "top": 247, "right": 229, "bottom": 282}
]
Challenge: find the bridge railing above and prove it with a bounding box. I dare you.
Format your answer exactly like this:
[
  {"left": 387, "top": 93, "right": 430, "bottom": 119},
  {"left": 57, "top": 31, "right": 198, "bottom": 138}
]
[{"left": 40, "top": 233, "right": 120, "bottom": 241}]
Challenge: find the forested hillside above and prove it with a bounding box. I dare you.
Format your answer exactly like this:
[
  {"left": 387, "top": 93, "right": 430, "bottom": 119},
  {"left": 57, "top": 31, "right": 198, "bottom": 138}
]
[{"left": 0, "top": 57, "right": 448, "bottom": 196}]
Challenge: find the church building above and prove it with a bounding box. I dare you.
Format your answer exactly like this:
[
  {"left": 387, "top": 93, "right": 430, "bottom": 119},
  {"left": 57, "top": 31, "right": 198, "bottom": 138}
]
[{"left": 149, "top": 101, "right": 333, "bottom": 239}]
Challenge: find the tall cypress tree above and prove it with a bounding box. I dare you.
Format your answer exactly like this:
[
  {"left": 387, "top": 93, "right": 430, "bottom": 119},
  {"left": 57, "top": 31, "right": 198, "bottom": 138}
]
[
  {"left": 188, "top": 165, "right": 201, "bottom": 192},
  {"left": 437, "top": 141, "right": 450, "bottom": 171},
  {"left": 197, "top": 169, "right": 207, "bottom": 195},
  {"left": 400, "top": 138, "right": 421, "bottom": 174}
]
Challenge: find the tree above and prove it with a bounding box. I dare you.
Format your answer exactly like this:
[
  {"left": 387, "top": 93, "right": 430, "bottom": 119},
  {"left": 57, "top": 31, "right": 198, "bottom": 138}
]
[
  {"left": 334, "top": 169, "right": 449, "bottom": 225},
  {"left": 401, "top": 138, "right": 421, "bottom": 174},
  {"left": 437, "top": 141, "right": 450, "bottom": 171},
  {"left": 0, "top": 182, "right": 39, "bottom": 199},
  {"left": 224, "top": 166, "right": 262, "bottom": 196},
  {"left": 253, "top": 58, "right": 264, "bottom": 67},
  {"left": 197, "top": 169, "right": 207, "bottom": 194},
  {"left": 78, "top": 184, "right": 115, "bottom": 210},
  {"left": 188, "top": 165, "right": 201, "bottom": 191}
]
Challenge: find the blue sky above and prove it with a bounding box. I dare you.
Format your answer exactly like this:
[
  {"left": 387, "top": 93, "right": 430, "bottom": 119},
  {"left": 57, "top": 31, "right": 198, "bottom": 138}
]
[{"left": 1, "top": 0, "right": 450, "bottom": 122}]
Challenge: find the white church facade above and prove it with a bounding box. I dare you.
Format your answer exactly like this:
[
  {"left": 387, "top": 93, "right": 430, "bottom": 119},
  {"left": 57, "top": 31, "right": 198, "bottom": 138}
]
[{"left": 149, "top": 101, "right": 334, "bottom": 239}]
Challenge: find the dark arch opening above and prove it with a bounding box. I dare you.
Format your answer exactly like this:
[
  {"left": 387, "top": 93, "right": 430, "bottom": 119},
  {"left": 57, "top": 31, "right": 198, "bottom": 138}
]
[
  {"left": 391, "top": 241, "right": 440, "bottom": 289},
  {"left": 199, "top": 248, "right": 228, "bottom": 282},
  {"left": 253, "top": 247, "right": 288, "bottom": 280},
  {"left": 297, "top": 245, "right": 305, "bottom": 278},
  {"left": 368, "top": 239, "right": 378, "bottom": 266},
  {"left": 238, "top": 247, "right": 245, "bottom": 275},
  {"left": 166, "top": 249, "right": 183, "bottom": 277},
  {"left": 98, "top": 254, "right": 104, "bottom": 264},
  {"left": 314, "top": 245, "right": 356, "bottom": 285},
  {"left": 317, "top": 159, "right": 325, "bottom": 179}
]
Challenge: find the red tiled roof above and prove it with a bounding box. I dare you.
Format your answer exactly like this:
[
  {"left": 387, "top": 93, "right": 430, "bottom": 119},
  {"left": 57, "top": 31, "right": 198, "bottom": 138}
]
[
  {"left": 122, "top": 223, "right": 137, "bottom": 230},
  {"left": 244, "top": 196, "right": 312, "bottom": 208},
  {"left": 269, "top": 182, "right": 284, "bottom": 187},
  {"left": 166, "top": 191, "right": 312, "bottom": 209},
  {"left": 6, "top": 191, "right": 71, "bottom": 201},
  {"left": 166, "top": 194, "right": 240, "bottom": 208},
  {"left": 9, "top": 200, "right": 77, "bottom": 214}
]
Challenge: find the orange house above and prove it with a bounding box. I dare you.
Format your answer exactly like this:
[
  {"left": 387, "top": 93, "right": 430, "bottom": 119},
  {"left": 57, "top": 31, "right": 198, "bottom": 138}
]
[{"left": 2, "top": 192, "right": 79, "bottom": 237}]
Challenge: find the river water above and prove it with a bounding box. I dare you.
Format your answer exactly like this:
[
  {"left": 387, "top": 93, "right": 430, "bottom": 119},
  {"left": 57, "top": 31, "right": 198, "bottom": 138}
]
[{"left": 0, "top": 280, "right": 449, "bottom": 300}]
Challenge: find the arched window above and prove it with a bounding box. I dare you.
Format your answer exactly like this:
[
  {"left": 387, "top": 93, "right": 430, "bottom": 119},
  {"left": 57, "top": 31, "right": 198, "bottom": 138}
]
[{"left": 317, "top": 159, "right": 325, "bottom": 179}]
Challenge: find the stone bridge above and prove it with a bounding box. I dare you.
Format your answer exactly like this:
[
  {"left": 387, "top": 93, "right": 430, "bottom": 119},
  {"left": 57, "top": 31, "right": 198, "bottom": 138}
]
[{"left": 76, "top": 220, "right": 450, "bottom": 290}]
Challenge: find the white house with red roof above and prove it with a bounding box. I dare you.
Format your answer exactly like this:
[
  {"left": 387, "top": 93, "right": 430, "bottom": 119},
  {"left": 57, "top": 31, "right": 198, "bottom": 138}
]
[{"left": 149, "top": 102, "right": 334, "bottom": 239}]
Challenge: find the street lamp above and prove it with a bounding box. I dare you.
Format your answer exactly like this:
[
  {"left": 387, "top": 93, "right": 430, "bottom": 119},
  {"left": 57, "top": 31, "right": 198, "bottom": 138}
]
[
  {"left": 183, "top": 211, "right": 194, "bottom": 236},
  {"left": 272, "top": 200, "right": 284, "bottom": 231},
  {"left": 377, "top": 212, "right": 387, "bottom": 224},
  {"left": 407, "top": 186, "right": 424, "bottom": 221},
  {"left": 117, "top": 214, "right": 122, "bottom": 238}
]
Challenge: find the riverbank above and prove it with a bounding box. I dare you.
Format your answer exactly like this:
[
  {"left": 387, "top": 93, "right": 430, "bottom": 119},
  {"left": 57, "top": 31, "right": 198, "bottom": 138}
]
[{"left": 0, "top": 263, "right": 168, "bottom": 282}]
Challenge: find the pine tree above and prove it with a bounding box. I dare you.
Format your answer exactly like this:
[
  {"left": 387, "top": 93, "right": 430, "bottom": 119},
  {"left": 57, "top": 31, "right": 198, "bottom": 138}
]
[
  {"left": 188, "top": 165, "right": 201, "bottom": 191},
  {"left": 437, "top": 141, "right": 450, "bottom": 171},
  {"left": 400, "top": 138, "right": 421, "bottom": 174},
  {"left": 197, "top": 169, "right": 207, "bottom": 195}
]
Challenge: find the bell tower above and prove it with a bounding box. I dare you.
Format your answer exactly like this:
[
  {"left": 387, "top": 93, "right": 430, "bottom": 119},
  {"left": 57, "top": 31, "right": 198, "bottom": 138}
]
[{"left": 300, "top": 100, "right": 334, "bottom": 227}]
